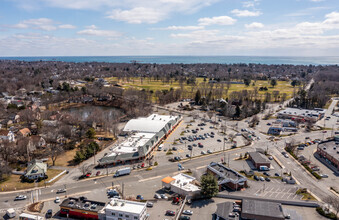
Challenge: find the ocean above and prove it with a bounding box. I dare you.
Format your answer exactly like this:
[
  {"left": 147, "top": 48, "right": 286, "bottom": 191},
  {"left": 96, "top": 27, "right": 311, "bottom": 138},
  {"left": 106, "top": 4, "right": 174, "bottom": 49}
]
[{"left": 1, "top": 56, "right": 339, "bottom": 65}]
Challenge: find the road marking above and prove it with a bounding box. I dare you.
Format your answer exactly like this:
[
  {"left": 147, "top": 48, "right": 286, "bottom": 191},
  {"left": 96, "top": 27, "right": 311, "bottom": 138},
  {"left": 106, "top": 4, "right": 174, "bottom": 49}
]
[
  {"left": 138, "top": 175, "right": 163, "bottom": 183},
  {"left": 196, "top": 165, "right": 206, "bottom": 170}
]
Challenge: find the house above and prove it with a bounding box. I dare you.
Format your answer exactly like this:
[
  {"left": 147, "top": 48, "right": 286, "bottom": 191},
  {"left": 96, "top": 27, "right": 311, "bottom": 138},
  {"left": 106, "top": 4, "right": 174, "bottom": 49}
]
[
  {"left": 207, "top": 162, "right": 247, "bottom": 191},
  {"left": 18, "top": 128, "right": 31, "bottom": 137},
  {"left": 161, "top": 173, "right": 201, "bottom": 199},
  {"left": 248, "top": 152, "right": 271, "bottom": 170},
  {"left": 0, "top": 130, "right": 15, "bottom": 142},
  {"left": 98, "top": 198, "right": 148, "bottom": 220},
  {"left": 24, "top": 159, "right": 47, "bottom": 180},
  {"left": 29, "top": 135, "right": 46, "bottom": 149}
]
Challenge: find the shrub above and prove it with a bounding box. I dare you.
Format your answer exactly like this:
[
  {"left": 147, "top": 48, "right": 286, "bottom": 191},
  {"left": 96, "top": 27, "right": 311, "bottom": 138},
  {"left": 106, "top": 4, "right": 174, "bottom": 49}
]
[{"left": 154, "top": 161, "right": 158, "bottom": 166}]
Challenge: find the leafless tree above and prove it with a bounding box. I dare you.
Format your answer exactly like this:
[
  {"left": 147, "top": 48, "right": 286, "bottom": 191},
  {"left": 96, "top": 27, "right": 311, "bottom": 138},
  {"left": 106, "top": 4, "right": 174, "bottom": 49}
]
[
  {"left": 0, "top": 140, "right": 16, "bottom": 165},
  {"left": 78, "top": 164, "right": 92, "bottom": 176},
  {"left": 324, "top": 196, "right": 339, "bottom": 216}
]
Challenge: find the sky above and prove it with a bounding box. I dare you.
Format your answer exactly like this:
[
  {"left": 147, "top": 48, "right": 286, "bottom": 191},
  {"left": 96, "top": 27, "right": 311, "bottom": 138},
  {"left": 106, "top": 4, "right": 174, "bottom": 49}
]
[{"left": 0, "top": 0, "right": 339, "bottom": 56}]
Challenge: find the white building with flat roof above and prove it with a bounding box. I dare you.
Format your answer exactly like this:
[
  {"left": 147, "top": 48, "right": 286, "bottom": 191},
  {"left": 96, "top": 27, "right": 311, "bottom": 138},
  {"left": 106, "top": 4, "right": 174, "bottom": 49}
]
[
  {"left": 98, "top": 114, "right": 181, "bottom": 166},
  {"left": 162, "top": 173, "right": 201, "bottom": 199},
  {"left": 99, "top": 198, "right": 147, "bottom": 220}
]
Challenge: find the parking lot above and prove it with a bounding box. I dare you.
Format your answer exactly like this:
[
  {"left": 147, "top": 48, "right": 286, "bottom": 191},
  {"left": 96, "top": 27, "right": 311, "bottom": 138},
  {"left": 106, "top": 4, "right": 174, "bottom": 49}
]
[{"left": 157, "top": 116, "right": 247, "bottom": 161}]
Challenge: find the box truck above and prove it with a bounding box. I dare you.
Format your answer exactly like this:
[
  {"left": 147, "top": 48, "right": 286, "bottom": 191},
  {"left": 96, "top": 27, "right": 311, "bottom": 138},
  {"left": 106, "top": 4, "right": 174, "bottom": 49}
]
[
  {"left": 259, "top": 166, "right": 270, "bottom": 171},
  {"left": 6, "top": 209, "right": 16, "bottom": 218},
  {"left": 113, "top": 167, "right": 131, "bottom": 177}
]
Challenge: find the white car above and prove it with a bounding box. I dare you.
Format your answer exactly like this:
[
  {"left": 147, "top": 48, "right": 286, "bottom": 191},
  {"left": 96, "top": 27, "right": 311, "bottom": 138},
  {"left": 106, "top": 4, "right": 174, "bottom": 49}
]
[
  {"left": 284, "top": 154, "right": 289, "bottom": 158},
  {"left": 154, "top": 193, "right": 161, "bottom": 199},
  {"left": 55, "top": 197, "right": 60, "bottom": 203},
  {"left": 160, "top": 194, "right": 168, "bottom": 199},
  {"left": 14, "top": 195, "right": 27, "bottom": 201},
  {"left": 201, "top": 151, "right": 206, "bottom": 155},
  {"left": 207, "top": 150, "right": 212, "bottom": 154},
  {"left": 182, "top": 210, "right": 193, "bottom": 215}
]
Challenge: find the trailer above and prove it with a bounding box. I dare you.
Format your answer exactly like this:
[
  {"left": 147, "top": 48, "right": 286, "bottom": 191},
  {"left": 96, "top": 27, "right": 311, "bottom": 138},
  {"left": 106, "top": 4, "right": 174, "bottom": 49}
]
[{"left": 113, "top": 167, "right": 131, "bottom": 177}]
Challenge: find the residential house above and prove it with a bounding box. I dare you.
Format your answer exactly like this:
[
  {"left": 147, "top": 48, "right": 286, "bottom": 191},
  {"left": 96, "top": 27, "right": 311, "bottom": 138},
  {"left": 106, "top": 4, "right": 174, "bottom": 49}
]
[
  {"left": 24, "top": 159, "right": 47, "bottom": 180},
  {"left": 29, "top": 135, "right": 46, "bottom": 149},
  {"left": 18, "top": 128, "right": 31, "bottom": 137},
  {"left": 0, "top": 130, "right": 15, "bottom": 142}
]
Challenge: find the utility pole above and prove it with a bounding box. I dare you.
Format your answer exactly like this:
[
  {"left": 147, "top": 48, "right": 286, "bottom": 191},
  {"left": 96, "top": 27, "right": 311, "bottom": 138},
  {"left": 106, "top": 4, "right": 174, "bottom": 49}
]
[
  {"left": 64, "top": 184, "right": 67, "bottom": 198},
  {"left": 122, "top": 182, "right": 124, "bottom": 199},
  {"left": 93, "top": 146, "right": 96, "bottom": 166}
]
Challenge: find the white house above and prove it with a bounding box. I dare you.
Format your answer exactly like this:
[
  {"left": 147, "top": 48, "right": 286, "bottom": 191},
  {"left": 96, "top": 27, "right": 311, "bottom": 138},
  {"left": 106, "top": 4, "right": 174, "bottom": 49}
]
[
  {"left": 24, "top": 159, "right": 47, "bottom": 180},
  {"left": 99, "top": 198, "right": 148, "bottom": 220},
  {"left": 0, "top": 130, "right": 15, "bottom": 142},
  {"left": 161, "top": 173, "right": 201, "bottom": 199}
]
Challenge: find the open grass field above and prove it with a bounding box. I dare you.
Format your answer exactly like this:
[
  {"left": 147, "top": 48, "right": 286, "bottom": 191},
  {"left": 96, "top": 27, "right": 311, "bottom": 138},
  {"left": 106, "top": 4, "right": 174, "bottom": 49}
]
[
  {"left": 106, "top": 77, "right": 296, "bottom": 101},
  {"left": 0, "top": 169, "right": 63, "bottom": 192},
  {"left": 47, "top": 148, "right": 77, "bottom": 167}
]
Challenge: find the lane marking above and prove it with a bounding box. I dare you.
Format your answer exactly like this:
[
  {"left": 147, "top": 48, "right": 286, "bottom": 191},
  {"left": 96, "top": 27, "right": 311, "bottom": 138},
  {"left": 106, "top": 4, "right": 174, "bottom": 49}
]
[
  {"left": 138, "top": 175, "right": 163, "bottom": 183},
  {"left": 196, "top": 165, "right": 206, "bottom": 170}
]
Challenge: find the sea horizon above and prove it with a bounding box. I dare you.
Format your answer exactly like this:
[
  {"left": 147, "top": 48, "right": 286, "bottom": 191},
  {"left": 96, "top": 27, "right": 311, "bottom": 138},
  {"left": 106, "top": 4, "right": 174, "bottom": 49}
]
[{"left": 1, "top": 55, "right": 339, "bottom": 65}]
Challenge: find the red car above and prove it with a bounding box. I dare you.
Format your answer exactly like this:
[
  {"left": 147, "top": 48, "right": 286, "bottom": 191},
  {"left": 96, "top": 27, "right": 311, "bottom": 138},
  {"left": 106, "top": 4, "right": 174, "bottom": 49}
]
[
  {"left": 323, "top": 131, "right": 327, "bottom": 133},
  {"left": 86, "top": 173, "right": 91, "bottom": 177},
  {"left": 96, "top": 171, "right": 101, "bottom": 176},
  {"left": 166, "top": 210, "right": 175, "bottom": 216},
  {"left": 141, "top": 163, "right": 145, "bottom": 168}
]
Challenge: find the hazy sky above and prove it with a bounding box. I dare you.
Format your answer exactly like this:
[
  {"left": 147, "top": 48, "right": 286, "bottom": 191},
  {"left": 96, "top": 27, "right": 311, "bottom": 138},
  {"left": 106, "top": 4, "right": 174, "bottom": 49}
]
[{"left": 0, "top": 0, "right": 339, "bottom": 56}]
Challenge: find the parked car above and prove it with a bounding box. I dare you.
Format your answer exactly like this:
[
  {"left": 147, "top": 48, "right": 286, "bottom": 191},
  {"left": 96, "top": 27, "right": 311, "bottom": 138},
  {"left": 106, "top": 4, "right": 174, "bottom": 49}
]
[
  {"left": 166, "top": 210, "right": 175, "bottom": 216},
  {"left": 254, "top": 175, "right": 259, "bottom": 181},
  {"left": 217, "top": 139, "right": 221, "bottom": 142},
  {"left": 161, "top": 194, "right": 168, "bottom": 199},
  {"left": 259, "top": 176, "right": 265, "bottom": 181},
  {"left": 96, "top": 171, "right": 101, "bottom": 176},
  {"left": 263, "top": 172, "right": 270, "bottom": 176},
  {"left": 321, "top": 174, "right": 328, "bottom": 178},
  {"left": 55, "top": 197, "right": 60, "bottom": 203},
  {"left": 207, "top": 150, "right": 212, "bottom": 154},
  {"left": 14, "top": 195, "right": 27, "bottom": 200},
  {"left": 275, "top": 173, "right": 280, "bottom": 177},
  {"left": 265, "top": 177, "right": 271, "bottom": 182},
  {"left": 201, "top": 151, "right": 206, "bottom": 155},
  {"left": 182, "top": 210, "right": 193, "bottom": 215},
  {"left": 172, "top": 147, "right": 177, "bottom": 151},
  {"left": 136, "top": 195, "right": 144, "bottom": 200},
  {"left": 85, "top": 172, "right": 91, "bottom": 178},
  {"left": 146, "top": 202, "right": 153, "bottom": 207},
  {"left": 154, "top": 193, "right": 161, "bottom": 199},
  {"left": 179, "top": 216, "right": 190, "bottom": 220},
  {"left": 284, "top": 154, "right": 289, "bottom": 158},
  {"left": 46, "top": 209, "right": 53, "bottom": 218},
  {"left": 268, "top": 156, "right": 273, "bottom": 160}
]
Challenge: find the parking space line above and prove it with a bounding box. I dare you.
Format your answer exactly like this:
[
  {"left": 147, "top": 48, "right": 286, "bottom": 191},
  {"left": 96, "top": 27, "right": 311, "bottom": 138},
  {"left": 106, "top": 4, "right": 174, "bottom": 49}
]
[
  {"left": 275, "top": 192, "right": 282, "bottom": 198},
  {"left": 292, "top": 194, "right": 298, "bottom": 200}
]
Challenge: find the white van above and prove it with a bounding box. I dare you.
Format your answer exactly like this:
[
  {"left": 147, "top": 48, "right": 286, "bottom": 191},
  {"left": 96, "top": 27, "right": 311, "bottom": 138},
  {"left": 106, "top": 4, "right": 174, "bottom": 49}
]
[{"left": 6, "top": 209, "right": 16, "bottom": 218}]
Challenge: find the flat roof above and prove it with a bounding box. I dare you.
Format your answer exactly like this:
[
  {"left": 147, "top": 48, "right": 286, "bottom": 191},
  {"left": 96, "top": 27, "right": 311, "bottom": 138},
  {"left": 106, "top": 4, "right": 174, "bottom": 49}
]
[
  {"left": 171, "top": 173, "right": 200, "bottom": 192},
  {"left": 248, "top": 152, "right": 270, "bottom": 164},
  {"left": 207, "top": 162, "right": 247, "bottom": 185},
  {"left": 60, "top": 197, "right": 106, "bottom": 213},
  {"left": 215, "top": 202, "right": 234, "bottom": 219},
  {"left": 104, "top": 198, "right": 146, "bottom": 215},
  {"left": 278, "top": 108, "right": 325, "bottom": 118},
  {"left": 318, "top": 141, "right": 339, "bottom": 161},
  {"left": 242, "top": 199, "right": 284, "bottom": 218}
]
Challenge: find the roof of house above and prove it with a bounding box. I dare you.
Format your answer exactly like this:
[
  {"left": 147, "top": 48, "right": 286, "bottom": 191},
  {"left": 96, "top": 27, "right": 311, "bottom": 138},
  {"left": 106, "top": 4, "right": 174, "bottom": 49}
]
[
  {"left": 25, "top": 159, "right": 47, "bottom": 176},
  {"left": 162, "top": 176, "right": 175, "bottom": 184},
  {"left": 19, "top": 128, "right": 31, "bottom": 136},
  {"left": 248, "top": 151, "right": 270, "bottom": 164},
  {"left": 0, "top": 130, "right": 9, "bottom": 136},
  {"left": 241, "top": 199, "right": 284, "bottom": 219}
]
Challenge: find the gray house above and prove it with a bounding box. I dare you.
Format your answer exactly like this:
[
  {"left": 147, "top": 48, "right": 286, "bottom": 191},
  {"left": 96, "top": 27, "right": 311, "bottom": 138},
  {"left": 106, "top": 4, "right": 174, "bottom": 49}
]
[{"left": 24, "top": 159, "right": 47, "bottom": 180}]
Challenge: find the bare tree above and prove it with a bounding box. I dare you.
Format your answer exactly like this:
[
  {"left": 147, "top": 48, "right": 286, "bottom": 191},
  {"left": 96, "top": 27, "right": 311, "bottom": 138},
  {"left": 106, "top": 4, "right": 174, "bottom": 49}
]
[
  {"left": 324, "top": 196, "right": 339, "bottom": 216},
  {"left": 0, "top": 140, "right": 16, "bottom": 165},
  {"left": 78, "top": 164, "right": 92, "bottom": 176}
]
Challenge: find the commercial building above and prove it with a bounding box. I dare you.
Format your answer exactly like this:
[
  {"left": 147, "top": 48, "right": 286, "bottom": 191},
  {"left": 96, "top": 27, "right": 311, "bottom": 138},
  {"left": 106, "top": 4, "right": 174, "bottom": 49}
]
[
  {"left": 213, "top": 202, "right": 239, "bottom": 220},
  {"left": 99, "top": 198, "right": 147, "bottom": 220},
  {"left": 277, "top": 108, "right": 325, "bottom": 122},
  {"left": 161, "top": 173, "right": 201, "bottom": 199},
  {"left": 98, "top": 114, "right": 181, "bottom": 166},
  {"left": 316, "top": 138, "right": 339, "bottom": 174},
  {"left": 59, "top": 197, "right": 106, "bottom": 219},
  {"left": 207, "top": 162, "right": 247, "bottom": 191},
  {"left": 248, "top": 152, "right": 270, "bottom": 170},
  {"left": 241, "top": 199, "right": 285, "bottom": 220}
]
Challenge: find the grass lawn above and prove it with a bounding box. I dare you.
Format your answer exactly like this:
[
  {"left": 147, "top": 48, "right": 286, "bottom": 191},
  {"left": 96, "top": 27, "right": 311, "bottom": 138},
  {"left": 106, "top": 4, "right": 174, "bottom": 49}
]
[
  {"left": 47, "top": 148, "right": 77, "bottom": 167},
  {"left": 296, "top": 189, "right": 317, "bottom": 201},
  {"left": 105, "top": 77, "right": 295, "bottom": 101},
  {"left": 0, "top": 169, "right": 63, "bottom": 192}
]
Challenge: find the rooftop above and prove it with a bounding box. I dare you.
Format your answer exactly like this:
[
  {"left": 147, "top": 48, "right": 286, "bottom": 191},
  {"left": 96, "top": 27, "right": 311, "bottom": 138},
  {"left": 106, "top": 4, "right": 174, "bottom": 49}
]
[
  {"left": 171, "top": 173, "right": 200, "bottom": 192},
  {"left": 104, "top": 198, "right": 146, "bottom": 215},
  {"left": 215, "top": 202, "right": 234, "bottom": 219},
  {"left": 60, "top": 197, "right": 106, "bottom": 213},
  {"left": 318, "top": 140, "right": 339, "bottom": 161},
  {"left": 242, "top": 199, "right": 284, "bottom": 219},
  {"left": 248, "top": 151, "right": 270, "bottom": 164},
  {"left": 278, "top": 108, "right": 325, "bottom": 118},
  {"left": 207, "top": 162, "right": 247, "bottom": 185}
]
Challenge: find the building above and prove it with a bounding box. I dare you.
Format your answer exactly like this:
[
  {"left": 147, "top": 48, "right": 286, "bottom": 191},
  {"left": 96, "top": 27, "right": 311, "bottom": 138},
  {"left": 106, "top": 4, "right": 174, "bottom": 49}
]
[
  {"left": 161, "top": 173, "right": 201, "bottom": 199},
  {"left": 213, "top": 202, "right": 238, "bottom": 220},
  {"left": 248, "top": 152, "right": 271, "bottom": 170},
  {"left": 99, "top": 198, "right": 147, "bottom": 220},
  {"left": 0, "top": 130, "right": 15, "bottom": 142},
  {"left": 277, "top": 108, "right": 325, "bottom": 122},
  {"left": 267, "top": 127, "right": 282, "bottom": 135},
  {"left": 24, "top": 159, "right": 47, "bottom": 180},
  {"left": 60, "top": 197, "right": 106, "bottom": 219},
  {"left": 18, "top": 128, "right": 31, "bottom": 137},
  {"left": 241, "top": 199, "right": 285, "bottom": 220},
  {"left": 316, "top": 138, "right": 339, "bottom": 174},
  {"left": 98, "top": 114, "right": 181, "bottom": 166},
  {"left": 207, "top": 162, "right": 247, "bottom": 191}
]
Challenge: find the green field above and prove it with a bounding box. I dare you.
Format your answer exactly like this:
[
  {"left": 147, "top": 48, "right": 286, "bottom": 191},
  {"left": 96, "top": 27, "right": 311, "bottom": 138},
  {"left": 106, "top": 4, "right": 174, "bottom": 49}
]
[{"left": 106, "top": 77, "right": 296, "bottom": 101}]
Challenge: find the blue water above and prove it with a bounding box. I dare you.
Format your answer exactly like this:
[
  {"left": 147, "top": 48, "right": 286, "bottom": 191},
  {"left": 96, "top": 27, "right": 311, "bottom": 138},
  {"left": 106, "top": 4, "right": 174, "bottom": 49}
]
[{"left": 1, "top": 56, "right": 339, "bottom": 65}]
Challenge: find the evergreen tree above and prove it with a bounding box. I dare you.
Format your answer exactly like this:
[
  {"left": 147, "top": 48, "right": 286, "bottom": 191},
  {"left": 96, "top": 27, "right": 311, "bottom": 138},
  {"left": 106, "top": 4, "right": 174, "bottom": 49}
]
[
  {"left": 195, "top": 90, "right": 201, "bottom": 104},
  {"left": 270, "top": 79, "right": 277, "bottom": 87},
  {"left": 200, "top": 174, "right": 219, "bottom": 198}
]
